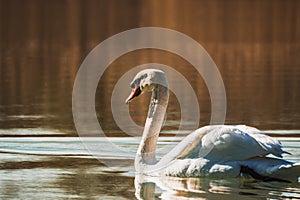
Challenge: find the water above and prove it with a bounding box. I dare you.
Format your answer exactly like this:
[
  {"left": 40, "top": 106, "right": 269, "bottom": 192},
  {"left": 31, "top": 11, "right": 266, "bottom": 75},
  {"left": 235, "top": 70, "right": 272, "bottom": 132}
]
[
  {"left": 1, "top": 0, "right": 300, "bottom": 199},
  {"left": 0, "top": 136, "right": 299, "bottom": 199}
]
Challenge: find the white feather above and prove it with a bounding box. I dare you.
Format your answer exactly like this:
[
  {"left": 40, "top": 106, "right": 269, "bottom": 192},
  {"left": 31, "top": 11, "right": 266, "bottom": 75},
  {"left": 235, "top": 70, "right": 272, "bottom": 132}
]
[{"left": 128, "top": 69, "right": 300, "bottom": 182}]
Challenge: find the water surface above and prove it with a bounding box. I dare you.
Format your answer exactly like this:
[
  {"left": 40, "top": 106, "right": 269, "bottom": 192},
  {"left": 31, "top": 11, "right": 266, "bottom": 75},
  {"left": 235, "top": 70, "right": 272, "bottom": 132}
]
[
  {"left": 0, "top": 136, "right": 299, "bottom": 199},
  {"left": 1, "top": 0, "right": 300, "bottom": 199}
]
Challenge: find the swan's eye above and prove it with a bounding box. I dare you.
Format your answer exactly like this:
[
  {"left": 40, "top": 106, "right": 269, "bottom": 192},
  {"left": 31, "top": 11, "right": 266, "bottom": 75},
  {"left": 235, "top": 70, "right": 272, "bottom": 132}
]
[
  {"left": 142, "top": 83, "right": 152, "bottom": 91},
  {"left": 141, "top": 83, "right": 148, "bottom": 90}
]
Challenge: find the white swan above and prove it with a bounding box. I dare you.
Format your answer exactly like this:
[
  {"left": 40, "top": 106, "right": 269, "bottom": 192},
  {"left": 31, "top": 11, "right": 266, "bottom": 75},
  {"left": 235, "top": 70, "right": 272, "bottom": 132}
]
[{"left": 126, "top": 69, "right": 300, "bottom": 182}]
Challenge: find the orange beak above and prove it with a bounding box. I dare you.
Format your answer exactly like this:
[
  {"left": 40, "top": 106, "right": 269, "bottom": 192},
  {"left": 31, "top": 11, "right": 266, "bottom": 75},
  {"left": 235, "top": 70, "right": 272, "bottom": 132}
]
[{"left": 125, "top": 85, "right": 141, "bottom": 104}]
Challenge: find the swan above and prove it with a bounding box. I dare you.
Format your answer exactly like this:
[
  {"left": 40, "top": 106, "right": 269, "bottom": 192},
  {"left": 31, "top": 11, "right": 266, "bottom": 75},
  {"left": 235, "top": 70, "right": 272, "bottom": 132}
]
[{"left": 125, "top": 69, "right": 300, "bottom": 182}]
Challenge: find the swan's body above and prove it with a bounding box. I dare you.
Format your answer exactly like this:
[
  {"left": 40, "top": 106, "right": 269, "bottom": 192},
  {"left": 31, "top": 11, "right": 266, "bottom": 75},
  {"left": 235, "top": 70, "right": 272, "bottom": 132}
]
[{"left": 126, "top": 69, "right": 300, "bottom": 182}]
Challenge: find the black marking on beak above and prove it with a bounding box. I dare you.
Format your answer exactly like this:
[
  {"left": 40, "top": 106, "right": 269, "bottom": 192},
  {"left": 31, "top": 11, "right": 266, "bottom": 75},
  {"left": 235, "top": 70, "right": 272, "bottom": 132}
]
[{"left": 125, "top": 85, "right": 142, "bottom": 104}]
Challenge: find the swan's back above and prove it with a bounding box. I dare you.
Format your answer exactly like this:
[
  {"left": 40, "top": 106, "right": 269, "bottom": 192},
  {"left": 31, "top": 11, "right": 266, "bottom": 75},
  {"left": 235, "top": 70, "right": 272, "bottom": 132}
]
[
  {"left": 195, "top": 125, "right": 286, "bottom": 161},
  {"left": 156, "top": 125, "right": 286, "bottom": 166}
]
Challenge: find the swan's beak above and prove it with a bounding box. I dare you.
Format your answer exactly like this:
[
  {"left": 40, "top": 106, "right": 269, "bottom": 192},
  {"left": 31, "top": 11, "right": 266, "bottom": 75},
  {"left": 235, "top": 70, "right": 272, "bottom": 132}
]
[{"left": 125, "top": 85, "right": 141, "bottom": 104}]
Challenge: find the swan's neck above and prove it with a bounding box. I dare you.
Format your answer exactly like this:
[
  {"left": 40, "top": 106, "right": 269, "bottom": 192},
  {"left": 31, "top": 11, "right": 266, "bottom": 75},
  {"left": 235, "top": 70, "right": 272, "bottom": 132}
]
[{"left": 136, "top": 85, "right": 169, "bottom": 166}]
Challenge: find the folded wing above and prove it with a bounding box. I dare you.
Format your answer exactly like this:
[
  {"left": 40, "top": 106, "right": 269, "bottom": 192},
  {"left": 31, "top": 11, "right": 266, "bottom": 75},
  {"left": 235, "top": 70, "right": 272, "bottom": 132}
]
[{"left": 177, "top": 125, "right": 288, "bottom": 161}]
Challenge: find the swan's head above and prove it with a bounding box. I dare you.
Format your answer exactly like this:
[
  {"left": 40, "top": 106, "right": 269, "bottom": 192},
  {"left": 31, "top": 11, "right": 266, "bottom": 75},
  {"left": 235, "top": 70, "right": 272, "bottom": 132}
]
[{"left": 125, "top": 69, "right": 168, "bottom": 104}]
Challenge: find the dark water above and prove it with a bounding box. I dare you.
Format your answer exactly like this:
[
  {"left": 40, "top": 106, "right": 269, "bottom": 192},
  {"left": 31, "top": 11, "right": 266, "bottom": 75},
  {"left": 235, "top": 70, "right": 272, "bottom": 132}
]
[
  {"left": 0, "top": 0, "right": 300, "bottom": 199},
  {"left": 1, "top": 0, "right": 300, "bottom": 133}
]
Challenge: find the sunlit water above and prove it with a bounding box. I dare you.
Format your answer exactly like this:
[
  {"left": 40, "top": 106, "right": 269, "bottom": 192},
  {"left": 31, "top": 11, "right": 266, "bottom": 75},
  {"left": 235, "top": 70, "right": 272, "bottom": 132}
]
[
  {"left": 0, "top": 132, "right": 299, "bottom": 199},
  {"left": 1, "top": 1, "right": 300, "bottom": 199}
]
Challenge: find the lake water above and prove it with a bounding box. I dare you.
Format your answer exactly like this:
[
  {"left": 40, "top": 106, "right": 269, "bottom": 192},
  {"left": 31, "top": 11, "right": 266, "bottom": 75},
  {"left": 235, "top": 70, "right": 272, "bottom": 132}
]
[
  {"left": 0, "top": 136, "right": 299, "bottom": 199},
  {"left": 1, "top": 0, "right": 300, "bottom": 199}
]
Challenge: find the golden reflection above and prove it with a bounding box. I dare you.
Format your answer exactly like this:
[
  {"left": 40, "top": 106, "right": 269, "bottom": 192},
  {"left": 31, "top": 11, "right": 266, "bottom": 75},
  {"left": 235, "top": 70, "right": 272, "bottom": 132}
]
[{"left": 1, "top": 0, "right": 299, "bottom": 133}]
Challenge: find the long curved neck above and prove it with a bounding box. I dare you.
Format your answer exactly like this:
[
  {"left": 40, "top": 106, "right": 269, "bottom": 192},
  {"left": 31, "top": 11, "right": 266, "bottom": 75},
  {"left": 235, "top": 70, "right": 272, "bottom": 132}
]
[{"left": 135, "top": 84, "right": 169, "bottom": 168}]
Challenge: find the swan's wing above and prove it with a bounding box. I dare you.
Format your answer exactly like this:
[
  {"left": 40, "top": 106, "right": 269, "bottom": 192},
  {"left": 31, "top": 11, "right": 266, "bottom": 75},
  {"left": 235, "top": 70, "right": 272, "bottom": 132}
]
[
  {"left": 234, "top": 125, "right": 288, "bottom": 158},
  {"left": 174, "top": 125, "right": 287, "bottom": 161},
  {"left": 156, "top": 125, "right": 288, "bottom": 171},
  {"left": 197, "top": 125, "right": 287, "bottom": 161}
]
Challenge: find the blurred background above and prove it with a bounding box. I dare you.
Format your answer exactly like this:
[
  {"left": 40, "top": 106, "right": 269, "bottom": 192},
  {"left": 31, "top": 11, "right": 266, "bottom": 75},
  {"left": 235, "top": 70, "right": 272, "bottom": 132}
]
[{"left": 0, "top": 0, "right": 299, "bottom": 136}]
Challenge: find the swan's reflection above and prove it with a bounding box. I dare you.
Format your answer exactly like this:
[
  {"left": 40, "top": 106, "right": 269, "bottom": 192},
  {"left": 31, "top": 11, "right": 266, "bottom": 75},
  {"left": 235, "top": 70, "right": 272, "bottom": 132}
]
[
  {"left": 135, "top": 174, "right": 300, "bottom": 199},
  {"left": 135, "top": 174, "right": 243, "bottom": 200}
]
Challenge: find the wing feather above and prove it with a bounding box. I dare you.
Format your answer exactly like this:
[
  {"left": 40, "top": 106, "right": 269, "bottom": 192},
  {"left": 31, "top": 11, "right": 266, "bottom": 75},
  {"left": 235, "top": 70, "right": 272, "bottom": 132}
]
[{"left": 175, "top": 125, "right": 288, "bottom": 161}]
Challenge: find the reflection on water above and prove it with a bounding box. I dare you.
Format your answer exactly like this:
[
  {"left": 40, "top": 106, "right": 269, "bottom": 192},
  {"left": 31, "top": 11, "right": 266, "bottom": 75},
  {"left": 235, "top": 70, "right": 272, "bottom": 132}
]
[
  {"left": 0, "top": 157, "right": 135, "bottom": 199},
  {"left": 0, "top": 136, "right": 299, "bottom": 199},
  {"left": 1, "top": 1, "right": 300, "bottom": 134},
  {"left": 135, "top": 175, "right": 300, "bottom": 199},
  {"left": 1, "top": 0, "right": 300, "bottom": 199}
]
